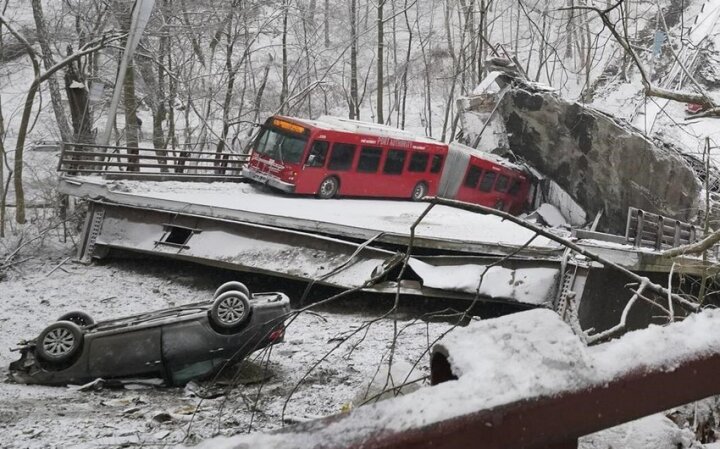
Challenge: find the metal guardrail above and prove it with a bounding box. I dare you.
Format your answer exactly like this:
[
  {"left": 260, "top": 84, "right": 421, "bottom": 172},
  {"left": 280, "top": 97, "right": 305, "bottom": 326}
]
[
  {"left": 57, "top": 143, "right": 249, "bottom": 182},
  {"left": 625, "top": 207, "right": 700, "bottom": 250}
]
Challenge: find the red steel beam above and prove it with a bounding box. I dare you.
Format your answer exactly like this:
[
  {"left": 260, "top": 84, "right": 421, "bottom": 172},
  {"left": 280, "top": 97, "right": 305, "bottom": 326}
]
[
  {"left": 335, "top": 352, "right": 720, "bottom": 449},
  {"left": 265, "top": 352, "right": 720, "bottom": 449}
]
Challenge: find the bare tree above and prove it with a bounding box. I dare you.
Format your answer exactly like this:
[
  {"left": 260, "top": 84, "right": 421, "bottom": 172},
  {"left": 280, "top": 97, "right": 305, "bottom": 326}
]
[
  {"left": 0, "top": 12, "right": 120, "bottom": 223},
  {"left": 565, "top": 1, "right": 720, "bottom": 115},
  {"left": 349, "top": 0, "right": 360, "bottom": 119},
  {"left": 376, "top": 0, "right": 386, "bottom": 124},
  {"left": 30, "top": 0, "right": 72, "bottom": 143},
  {"left": 0, "top": 94, "right": 5, "bottom": 238},
  {"left": 280, "top": 0, "right": 290, "bottom": 114}
]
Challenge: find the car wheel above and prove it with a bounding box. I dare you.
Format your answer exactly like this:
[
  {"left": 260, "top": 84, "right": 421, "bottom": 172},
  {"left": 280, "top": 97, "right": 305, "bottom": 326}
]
[
  {"left": 210, "top": 291, "right": 251, "bottom": 331},
  {"left": 57, "top": 311, "right": 95, "bottom": 327},
  {"left": 411, "top": 182, "right": 428, "bottom": 201},
  {"left": 213, "top": 281, "right": 250, "bottom": 300},
  {"left": 317, "top": 176, "right": 339, "bottom": 199},
  {"left": 36, "top": 321, "right": 83, "bottom": 364}
]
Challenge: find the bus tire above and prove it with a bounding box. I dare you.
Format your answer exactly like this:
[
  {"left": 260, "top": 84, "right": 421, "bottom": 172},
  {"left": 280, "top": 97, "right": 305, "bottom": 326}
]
[
  {"left": 411, "top": 182, "right": 428, "bottom": 201},
  {"left": 317, "top": 176, "right": 339, "bottom": 199}
]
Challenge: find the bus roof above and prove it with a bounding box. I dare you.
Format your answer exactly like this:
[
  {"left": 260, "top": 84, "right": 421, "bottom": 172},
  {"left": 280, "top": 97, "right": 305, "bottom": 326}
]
[
  {"left": 448, "top": 141, "right": 526, "bottom": 173},
  {"left": 286, "top": 115, "right": 441, "bottom": 146}
]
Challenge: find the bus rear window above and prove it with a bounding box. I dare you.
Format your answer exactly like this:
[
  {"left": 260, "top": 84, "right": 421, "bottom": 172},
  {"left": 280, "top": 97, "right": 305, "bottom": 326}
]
[
  {"left": 254, "top": 128, "right": 308, "bottom": 164},
  {"left": 479, "top": 172, "right": 497, "bottom": 192},
  {"left": 408, "top": 152, "right": 429, "bottom": 172},
  {"left": 358, "top": 147, "right": 382, "bottom": 173},
  {"left": 430, "top": 154, "right": 444, "bottom": 173},
  {"left": 463, "top": 166, "right": 483, "bottom": 188},
  {"left": 328, "top": 143, "right": 356, "bottom": 171},
  {"left": 383, "top": 149, "right": 406, "bottom": 175},
  {"left": 495, "top": 175, "right": 510, "bottom": 192}
]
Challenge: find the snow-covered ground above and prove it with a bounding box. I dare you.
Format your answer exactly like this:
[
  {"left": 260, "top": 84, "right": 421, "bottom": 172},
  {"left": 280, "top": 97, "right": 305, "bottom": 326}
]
[{"left": 0, "top": 238, "right": 459, "bottom": 448}]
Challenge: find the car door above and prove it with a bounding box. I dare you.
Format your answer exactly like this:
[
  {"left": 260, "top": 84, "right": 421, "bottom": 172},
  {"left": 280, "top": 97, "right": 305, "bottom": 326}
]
[{"left": 87, "top": 327, "right": 163, "bottom": 379}]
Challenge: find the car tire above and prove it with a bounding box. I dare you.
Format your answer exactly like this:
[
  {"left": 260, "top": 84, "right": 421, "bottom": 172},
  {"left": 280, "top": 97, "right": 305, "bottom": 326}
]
[
  {"left": 36, "top": 321, "right": 84, "bottom": 365},
  {"left": 317, "top": 176, "right": 339, "bottom": 199},
  {"left": 57, "top": 311, "right": 95, "bottom": 327},
  {"left": 411, "top": 182, "right": 428, "bottom": 201},
  {"left": 209, "top": 291, "right": 252, "bottom": 331},
  {"left": 213, "top": 281, "right": 251, "bottom": 300}
]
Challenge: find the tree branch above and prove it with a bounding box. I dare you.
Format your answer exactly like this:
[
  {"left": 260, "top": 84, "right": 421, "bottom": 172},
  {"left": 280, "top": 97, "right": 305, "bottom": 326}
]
[{"left": 662, "top": 229, "right": 720, "bottom": 257}]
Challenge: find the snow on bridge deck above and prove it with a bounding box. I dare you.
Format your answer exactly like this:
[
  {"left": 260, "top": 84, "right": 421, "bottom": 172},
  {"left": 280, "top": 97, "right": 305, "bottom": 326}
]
[{"left": 60, "top": 176, "right": 564, "bottom": 257}]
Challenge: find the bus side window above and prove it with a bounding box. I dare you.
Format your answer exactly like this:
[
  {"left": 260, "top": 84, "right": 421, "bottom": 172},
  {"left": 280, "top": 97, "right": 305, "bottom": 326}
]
[
  {"left": 463, "top": 165, "right": 483, "bottom": 188},
  {"left": 495, "top": 174, "right": 510, "bottom": 192},
  {"left": 408, "top": 152, "right": 430, "bottom": 172},
  {"left": 306, "top": 141, "right": 329, "bottom": 167},
  {"left": 478, "top": 171, "right": 497, "bottom": 192},
  {"left": 508, "top": 179, "right": 521, "bottom": 195},
  {"left": 357, "top": 147, "right": 383, "bottom": 173},
  {"left": 328, "top": 143, "right": 356, "bottom": 171},
  {"left": 383, "top": 149, "right": 407, "bottom": 175},
  {"left": 430, "top": 154, "right": 444, "bottom": 173}
]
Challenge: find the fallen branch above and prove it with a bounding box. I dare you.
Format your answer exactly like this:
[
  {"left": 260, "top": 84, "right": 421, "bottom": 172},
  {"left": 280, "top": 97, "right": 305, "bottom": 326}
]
[
  {"left": 662, "top": 229, "right": 720, "bottom": 257},
  {"left": 45, "top": 256, "right": 70, "bottom": 277}
]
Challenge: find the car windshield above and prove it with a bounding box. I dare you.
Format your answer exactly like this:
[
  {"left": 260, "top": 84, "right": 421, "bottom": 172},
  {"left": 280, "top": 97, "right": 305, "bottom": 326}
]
[{"left": 254, "top": 128, "right": 308, "bottom": 164}]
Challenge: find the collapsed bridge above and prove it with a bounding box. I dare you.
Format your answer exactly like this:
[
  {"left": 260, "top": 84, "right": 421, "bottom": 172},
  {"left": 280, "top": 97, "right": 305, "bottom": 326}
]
[{"left": 59, "top": 170, "right": 716, "bottom": 337}]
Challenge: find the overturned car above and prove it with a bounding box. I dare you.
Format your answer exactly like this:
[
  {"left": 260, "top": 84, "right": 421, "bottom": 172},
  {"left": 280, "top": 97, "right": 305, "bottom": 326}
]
[{"left": 9, "top": 281, "right": 291, "bottom": 386}]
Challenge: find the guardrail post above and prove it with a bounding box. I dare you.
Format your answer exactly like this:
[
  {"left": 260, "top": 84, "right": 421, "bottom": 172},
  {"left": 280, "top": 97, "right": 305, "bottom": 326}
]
[
  {"left": 634, "top": 209, "right": 644, "bottom": 248},
  {"left": 655, "top": 215, "right": 664, "bottom": 250}
]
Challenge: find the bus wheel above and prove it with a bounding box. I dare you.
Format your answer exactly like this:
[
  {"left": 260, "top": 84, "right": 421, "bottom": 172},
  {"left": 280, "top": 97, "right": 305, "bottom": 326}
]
[
  {"left": 411, "top": 182, "right": 428, "bottom": 201},
  {"left": 317, "top": 176, "right": 339, "bottom": 199},
  {"left": 494, "top": 200, "right": 505, "bottom": 212}
]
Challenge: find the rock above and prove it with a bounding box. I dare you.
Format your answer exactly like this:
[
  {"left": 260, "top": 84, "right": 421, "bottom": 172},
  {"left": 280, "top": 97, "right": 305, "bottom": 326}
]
[
  {"left": 461, "top": 86, "right": 702, "bottom": 234},
  {"left": 152, "top": 412, "right": 173, "bottom": 423}
]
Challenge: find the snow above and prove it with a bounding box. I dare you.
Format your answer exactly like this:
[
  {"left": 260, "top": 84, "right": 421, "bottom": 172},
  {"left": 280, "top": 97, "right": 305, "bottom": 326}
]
[
  {"left": 532, "top": 203, "right": 570, "bottom": 228},
  {"left": 72, "top": 177, "right": 561, "bottom": 250},
  {"left": 298, "top": 115, "right": 441, "bottom": 146},
  {"left": 581, "top": 414, "right": 698, "bottom": 449},
  {"left": 192, "top": 308, "right": 720, "bottom": 449},
  {"left": 0, "top": 246, "right": 455, "bottom": 448},
  {"left": 408, "top": 259, "right": 559, "bottom": 305}
]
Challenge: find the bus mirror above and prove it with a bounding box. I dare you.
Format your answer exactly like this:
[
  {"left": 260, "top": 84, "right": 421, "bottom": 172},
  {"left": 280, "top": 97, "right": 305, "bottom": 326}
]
[{"left": 306, "top": 154, "right": 316, "bottom": 166}]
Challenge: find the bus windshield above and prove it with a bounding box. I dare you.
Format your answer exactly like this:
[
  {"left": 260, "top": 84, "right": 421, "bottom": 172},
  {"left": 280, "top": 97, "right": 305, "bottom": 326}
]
[{"left": 254, "top": 128, "right": 308, "bottom": 164}]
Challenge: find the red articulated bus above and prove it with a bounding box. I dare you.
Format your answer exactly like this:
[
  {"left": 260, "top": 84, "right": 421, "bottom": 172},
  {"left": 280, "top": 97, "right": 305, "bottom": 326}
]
[{"left": 243, "top": 115, "right": 531, "bottom": 214}]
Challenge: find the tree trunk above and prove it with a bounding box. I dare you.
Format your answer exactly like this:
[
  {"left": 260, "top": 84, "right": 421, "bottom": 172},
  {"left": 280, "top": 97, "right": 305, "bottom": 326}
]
[
  {"left": 400, "top": 0, "right": 413, "bottom": 129},
  {"left": 30, "top": 0, "right": 72, "bottom": 142},
  {"left": 64, "top": 58, "right": 94, "bottom": 144},
  {"left": 377, "top": 0, "right": 384, "bottom": 124},
  {"left": 0, "top": 16, "right": 6, "bottom": 236},
  {"left": 123, "top": 63, "right": 139, "bottom": 170},
  {"left": 0, "top": 94, "right": 5, "bottom": 237},
  {"left": 324, "top": 0, "right": 330, "bottom": 47},
  {"left": 217, "top": 23, "right": 237, "bottom": 157},
  {"left": 350, "top": 0, "right": 359, "bottom": 119},
  {"left": 478, "top": 0, "right": 487, "bottom": 83},
  {"left": 279, "top": 0, "right": 289, "bottom": 114},
  {"left": 13, "top": 80, "right": 40, "bottom": 224}
]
